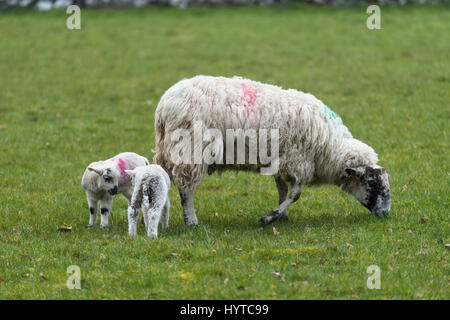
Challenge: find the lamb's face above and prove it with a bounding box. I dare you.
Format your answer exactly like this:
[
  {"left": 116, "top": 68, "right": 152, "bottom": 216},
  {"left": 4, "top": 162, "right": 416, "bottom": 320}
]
[
  {"left": 88, "top": 166, "right": 120, "bottom": 195},
  {"left": 342, "top": 165, "right": 391, "bottom": 217},
  {"left": 102, "top": 168, "right": 120, "bottom": 195}
]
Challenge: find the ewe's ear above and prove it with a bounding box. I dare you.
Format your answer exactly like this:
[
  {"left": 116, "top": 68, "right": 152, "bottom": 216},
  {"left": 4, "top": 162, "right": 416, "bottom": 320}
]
[
  {"left": 344, "top": 167, "right": 364, "bottom": 178},
  {"left": 88, "top": 167, "right": 103, "bottom": 176},
  {"left": 125, "top": 169, "right": 137, "bottom": 177}
]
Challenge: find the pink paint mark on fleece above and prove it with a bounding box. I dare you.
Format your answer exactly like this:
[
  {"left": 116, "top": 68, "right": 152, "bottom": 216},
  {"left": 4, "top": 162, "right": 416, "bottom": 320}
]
[
  {"left": 241, "top": 83, "right": 257, "bottom": 114},
  {"left": 111, "top": 157, "right": 128, "bottom": 182},
  {"left": 117, "top": 158, "right": 128, "bottom": 181}
]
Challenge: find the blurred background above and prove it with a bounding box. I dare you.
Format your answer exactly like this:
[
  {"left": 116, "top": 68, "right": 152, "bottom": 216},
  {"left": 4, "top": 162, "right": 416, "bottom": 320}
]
[{"left": 1, "top": 0, "right": 447, "bottom": 10}]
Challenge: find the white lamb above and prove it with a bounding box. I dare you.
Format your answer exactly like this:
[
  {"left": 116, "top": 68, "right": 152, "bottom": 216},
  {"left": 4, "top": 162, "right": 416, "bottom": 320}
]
[
  {"left": 154, "top": 75, "right": 391, "bottom": 227},
  {"left": 81, "top": 152, "right": 149, "bottom": 228},
  {"left": 125, "top": 165, "right": 171, "bottom": 238}
]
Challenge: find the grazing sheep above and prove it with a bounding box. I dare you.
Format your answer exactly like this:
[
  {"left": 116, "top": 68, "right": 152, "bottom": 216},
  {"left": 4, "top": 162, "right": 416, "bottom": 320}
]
[
  {"left": 154, "top": 75, "right": 391, "bottom": 227},
  {"left": 81, "top": 152, "right": 149, "bottom": 228},
  {"left": 125, "top": 165, "right": 171, "bottom": 238}
]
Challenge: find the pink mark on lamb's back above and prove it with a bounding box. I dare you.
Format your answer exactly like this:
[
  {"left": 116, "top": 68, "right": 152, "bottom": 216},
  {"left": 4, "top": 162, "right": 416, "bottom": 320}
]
[
  {"left": 117, "top": 158, "right": 128, "bottom": 181},
  {"left": 241, "top": 83, "right": 257, "bottom": 112}
]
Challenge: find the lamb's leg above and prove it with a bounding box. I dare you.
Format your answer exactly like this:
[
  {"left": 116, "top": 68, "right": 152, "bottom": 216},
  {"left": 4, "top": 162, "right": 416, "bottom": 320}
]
[
  {"left": 127, "top": 205, "right": 140, "bottom": 236},
  {"left": 161, "top": 197, "right": 170, "bottom": 230},
  {"left": 100, "top": 196, "right": 113, "bottom": 228},
  {"left": 146, "top": 203, "right": 164, "bottom": 239},
  {"left": 274, "top": 176, "right": 289, "bottom": 221},
  {"left": 178, "top": 187, "right": 198, "bottom": 226},
  {"left": 259, "top": 184, "right": 302, "bottom": 227},
  {"left": 143, "top": 210, "right": 149, "bottom": 229},
  {"left": 123, "top": 190, "right": 144, "bottom": 226},
  {"left": 87, "top": 196, "right": 98, "bottom": 228}
]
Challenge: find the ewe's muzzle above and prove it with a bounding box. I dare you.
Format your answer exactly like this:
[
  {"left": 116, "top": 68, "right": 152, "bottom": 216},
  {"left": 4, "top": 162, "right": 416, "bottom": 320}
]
[{"left": 372, "top": 194, "right": 391, "bottom": 217}]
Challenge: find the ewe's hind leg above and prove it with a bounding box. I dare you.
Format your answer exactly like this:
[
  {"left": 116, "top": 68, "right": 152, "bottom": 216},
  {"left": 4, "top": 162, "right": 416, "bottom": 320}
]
[
  {"left": 161, "top": 197, "right": 170, "bottom": 230},
  {"left": 260, "top": 184, "right": 302, "bottom": 227},
  {"left": 100, "top": 196, "right": 113, "bottom": 228},
  {"left": 274, "top": 176, "right": 289, "bottom": 221},
  {"left": 178, "top": 188, "right": 198, "bottom": 226},
  {"left": 87, "top": 196, "right": 98, "bottom": 228}
]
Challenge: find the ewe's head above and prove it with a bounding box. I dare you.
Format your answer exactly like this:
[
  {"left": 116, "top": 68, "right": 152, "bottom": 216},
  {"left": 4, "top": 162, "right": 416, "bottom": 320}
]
[
  {"left": 88, "top": 165, "right": 120, "bottom": 196},
  {"left": 342, "top": 165, "right": 391, "bottom": 217}
]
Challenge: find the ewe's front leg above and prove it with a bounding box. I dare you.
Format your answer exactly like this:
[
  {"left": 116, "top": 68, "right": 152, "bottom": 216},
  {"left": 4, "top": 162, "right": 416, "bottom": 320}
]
[
  {"left": 259, "top": 184, "right": 302, "bottom": 227},
  {"left": 100, "top": 196, "right": 113, "bottom": 228},
  {"left": 179, "top": 188, "right": 198, "bottom": 226},
  {"left": 274, "top": 176, "right": 289, "bottom": 221},
  {"left": 87, "top": 196, "right": 98, "bottom": 228}
]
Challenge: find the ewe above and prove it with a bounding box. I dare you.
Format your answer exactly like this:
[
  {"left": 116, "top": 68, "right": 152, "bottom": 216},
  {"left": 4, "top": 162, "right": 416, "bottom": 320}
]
[{"left": 154, "top": 75, "right": 391, "bottom": 226}]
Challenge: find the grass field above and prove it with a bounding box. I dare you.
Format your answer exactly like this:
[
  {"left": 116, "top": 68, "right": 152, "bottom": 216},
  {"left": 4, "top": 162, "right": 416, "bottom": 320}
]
[{"left": 0, "top": 4, "right": 449, "bottom": 299}]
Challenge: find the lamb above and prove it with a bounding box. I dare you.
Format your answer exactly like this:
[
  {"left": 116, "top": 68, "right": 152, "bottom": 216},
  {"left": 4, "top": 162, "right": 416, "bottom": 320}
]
[
  {"left": 154, "top": 75, "right": 391, "bottom": 227},
  {"left": 125, "top": 165, "right": 171, "bottom": 238},
  {"left": 81, "top": 152, "right": 149, "bottom": 228}
]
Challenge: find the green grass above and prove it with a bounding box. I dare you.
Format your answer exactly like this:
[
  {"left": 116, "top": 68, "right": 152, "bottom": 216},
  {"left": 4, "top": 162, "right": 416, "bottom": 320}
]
[{"left": 0, "top": 4, "right": 449, "bottom": 299}]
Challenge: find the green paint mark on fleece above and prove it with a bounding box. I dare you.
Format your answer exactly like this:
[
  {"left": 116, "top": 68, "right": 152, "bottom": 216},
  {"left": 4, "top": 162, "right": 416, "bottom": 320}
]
[
  {"left": 323, "top": 105, "right": 339, "bottom": 119},
  {"left": 322, "top": 104, "right": 352, "bottom": 138}
]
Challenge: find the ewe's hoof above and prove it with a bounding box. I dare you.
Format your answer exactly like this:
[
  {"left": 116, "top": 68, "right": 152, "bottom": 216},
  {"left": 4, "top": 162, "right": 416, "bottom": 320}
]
[
  {"left": 259, "top": 217, "right": 269, "bottom": 227},
  {"left": 100, "top": 225, "right": 109, "bottom": 229},
  {"left": 279, "top": 214, "right": 289, "bottom": 222},
  {"left": 184, "top": 216, "right": 198, "bottom": 227},
  {"left": 186, "top": 223, "right": 198, "bottom": 228},
  {"left": 86, "top": 224, "right": 95, "bottom": 229}
]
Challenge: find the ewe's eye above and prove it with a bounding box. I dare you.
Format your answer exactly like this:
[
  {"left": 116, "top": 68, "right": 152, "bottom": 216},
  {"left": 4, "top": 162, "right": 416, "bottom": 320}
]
[{"left": 104, "top": 176, "right": 112, "bottom": 183}]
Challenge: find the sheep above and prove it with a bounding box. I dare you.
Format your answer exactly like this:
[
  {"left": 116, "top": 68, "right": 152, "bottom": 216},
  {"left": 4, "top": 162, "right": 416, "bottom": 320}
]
[
  {"left": 124, "top": 165, "right": 171, "bottom": 238},
  {"left": 154, "top": 75, "right": 391, "bottom": 227},
  {"left": 81, "top": 152, "right": 149, "bottom": 228}
]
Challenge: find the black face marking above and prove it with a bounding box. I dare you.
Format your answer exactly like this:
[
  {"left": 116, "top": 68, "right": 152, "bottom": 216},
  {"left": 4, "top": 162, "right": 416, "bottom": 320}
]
[
  {"left": 101, "top": 208, "right": 109, "bottom": 215},
  {"left": 103, "top": 169, "right": 113, "bottom": 182},
  {"left": 108, "top": 186, "right": 118, "bottom": 195},
  {"left": 364, "top": 167, "right": 384, "bottom": 211},
  {"left": 89, "top": 207, "right": 95, "bottom": 215}
]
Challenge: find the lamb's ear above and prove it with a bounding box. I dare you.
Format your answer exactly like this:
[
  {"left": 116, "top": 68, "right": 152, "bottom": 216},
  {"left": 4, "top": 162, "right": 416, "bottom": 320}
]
[
  {"left": 344, "top": 167, "right": 364, "bottom": 178},
  {"left": 88, "top": 167, "right": 103, "bottom": 176},
  {"left": 125, "top": 169, "right": 137, "bottom": 177}
]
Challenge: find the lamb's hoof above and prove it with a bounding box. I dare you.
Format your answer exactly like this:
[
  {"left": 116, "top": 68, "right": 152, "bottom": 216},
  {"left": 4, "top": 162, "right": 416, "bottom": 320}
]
[
  {"left": 86, "top": 224, "right": 95, "bottom": 229},
  {"left": 279, "top": 214, "right": 289, "bottom": 222},
  {"left": 100, "top": 225, "right": 109, "bottom": 229}
]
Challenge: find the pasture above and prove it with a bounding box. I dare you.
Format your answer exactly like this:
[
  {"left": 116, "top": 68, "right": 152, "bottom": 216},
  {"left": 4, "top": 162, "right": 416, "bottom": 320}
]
[{"left": 0, "top": 4, "right": 448, "bottom": 299}]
